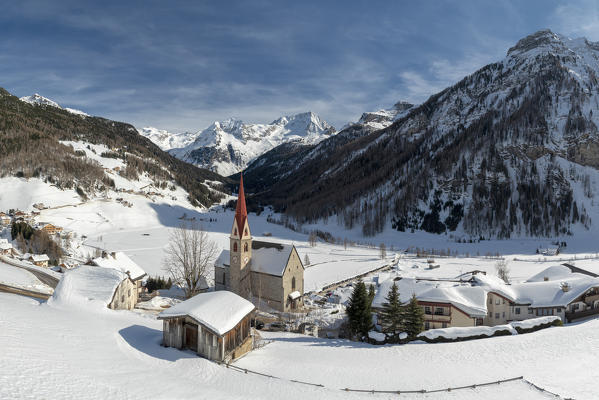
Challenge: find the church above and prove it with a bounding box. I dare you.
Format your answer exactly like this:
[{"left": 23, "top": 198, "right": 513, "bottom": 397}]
[{"left": 214, "top": 175, "right": 304, "bottom": 312}]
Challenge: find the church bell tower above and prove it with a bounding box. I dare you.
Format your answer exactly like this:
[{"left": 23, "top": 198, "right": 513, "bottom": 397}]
[{"left": 229, "top": 173, "right": 252, "bottom": 298}]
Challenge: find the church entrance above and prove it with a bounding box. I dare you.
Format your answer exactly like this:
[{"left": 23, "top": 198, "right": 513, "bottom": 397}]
[{"left": 184, "top": 323, "right": 198, "bottom": 350}]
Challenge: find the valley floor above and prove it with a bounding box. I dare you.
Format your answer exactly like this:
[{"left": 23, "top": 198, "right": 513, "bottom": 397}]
[{"left": 0, "top": 292, "right": 587, "bottom": 400}]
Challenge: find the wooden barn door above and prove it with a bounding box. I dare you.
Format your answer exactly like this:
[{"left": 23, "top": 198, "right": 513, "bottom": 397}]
[{"left": 184, "top": 323, "right": 198, "bottom": 350}]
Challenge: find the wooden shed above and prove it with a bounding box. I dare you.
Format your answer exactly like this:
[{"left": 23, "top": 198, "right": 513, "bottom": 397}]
[{"left": 158, "top": 291, "right": 255, "bottom": 363}]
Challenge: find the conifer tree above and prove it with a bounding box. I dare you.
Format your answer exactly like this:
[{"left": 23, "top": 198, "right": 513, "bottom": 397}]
[
  {"left": 346, "top": 279, "right": 372, "bottom": 340},
  {"left": 368, "top": 284, "right": 375, "bottom": 304},
  {"left": 403, "top": 294, "right": 424, "bottom": 340},
  {"left": 379, "top": 282, "right": 403, "bottom": 342}
]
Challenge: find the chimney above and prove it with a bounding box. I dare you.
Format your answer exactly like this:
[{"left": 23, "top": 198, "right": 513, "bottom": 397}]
[
  {"left": 544, "top": 277, "right": 549, "bottom": 281},
  {"left": 111, "top": 252, "right": 116, "bottom": 258},
  {"left": 561, "top": 282, "right": 570, "bottom": 292}
]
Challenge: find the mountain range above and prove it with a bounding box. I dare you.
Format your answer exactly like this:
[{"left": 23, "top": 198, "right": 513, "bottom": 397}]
[
  {"left": 241, "top": 29, "right": 599, "bottom": 239},
  {"left": 140, "top": 112, "right": 336, "bottom": 176}
]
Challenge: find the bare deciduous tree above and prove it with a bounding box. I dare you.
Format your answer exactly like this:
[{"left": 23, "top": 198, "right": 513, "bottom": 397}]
[
  {"left": 304, "top": 254, "right": 310, "bottom": 266},
  {"left": 308, "top": 232, "right": 317, "bottom": 247},
  {"left": 379, "top": 243, "right": 387, "bottom": 260},
  {"left": 496, "top": 259, "right": 510, "bottom": 283},
  {"left": 164, "top": 222, "right": 217, "bottom": 299}
]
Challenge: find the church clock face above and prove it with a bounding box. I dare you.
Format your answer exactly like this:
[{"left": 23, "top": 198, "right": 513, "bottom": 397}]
[{"left": 232, "top": 256, "right": 238, "bottom": 263}]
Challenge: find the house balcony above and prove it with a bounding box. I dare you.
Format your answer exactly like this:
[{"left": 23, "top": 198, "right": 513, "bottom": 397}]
[
  {"left": 565, "top": 307, "right": 599, "bottom": 323},
  {"left": 424, "top": 313, "right": 451, "bottom": 322}
]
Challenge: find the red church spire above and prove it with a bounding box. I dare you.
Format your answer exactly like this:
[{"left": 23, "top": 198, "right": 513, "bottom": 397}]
[{"left": 235, "top": 173, "right": 247, "bottom": 232}]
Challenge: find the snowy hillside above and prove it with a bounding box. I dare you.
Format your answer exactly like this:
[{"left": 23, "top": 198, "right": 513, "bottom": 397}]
[
  {"left": 19, "top": 93, "right": 89, "bottom": 116},
  {"left": 245, "top": 29, "right": 599, "bottom": 239},
  {"left": 165, "top": 112, "right": 335, "bottom": 176}
]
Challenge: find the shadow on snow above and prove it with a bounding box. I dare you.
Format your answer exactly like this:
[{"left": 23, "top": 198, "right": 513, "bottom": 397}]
[{"left": 118, "top": 324, "right": 197, "bottom": 361}]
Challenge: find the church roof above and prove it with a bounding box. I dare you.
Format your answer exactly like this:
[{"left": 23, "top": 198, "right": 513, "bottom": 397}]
[
  {"left": 251, "top": 242, "right": 297, "bottom": 276},
  {"left": 234, "top": 174, "right": 248, "bottom": 233}
]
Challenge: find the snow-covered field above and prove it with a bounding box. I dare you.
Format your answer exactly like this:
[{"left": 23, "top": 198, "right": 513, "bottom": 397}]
[{"left": 0, "top": 292, "right": 589, "bottom": 399}]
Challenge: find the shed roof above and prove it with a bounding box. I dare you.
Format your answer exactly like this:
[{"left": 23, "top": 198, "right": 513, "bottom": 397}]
[{"left": 158, "top": 290, "right": 255, "bottom": 336}]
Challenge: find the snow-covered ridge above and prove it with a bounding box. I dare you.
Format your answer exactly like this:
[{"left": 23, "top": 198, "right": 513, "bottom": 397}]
[
  {"left": 356, "top": 101, "right": 414, "bottom": 131},
  {"left": 19, "top": 93, "right": 89, "bottom": 116},
  {"left": 137, "top": 126, "right": 196, "bottom": 150},
  {"left": 164, "top": 111, "right": 335, "bottom": 176}
]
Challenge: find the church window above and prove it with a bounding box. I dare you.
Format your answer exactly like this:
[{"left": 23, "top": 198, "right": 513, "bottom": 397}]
[
  {"left": 244, "top": 243, "right": 248, "bottom": 252},
  {"left": 292, "top": 277, "right": 296, "bottom": 290},
  {"left": 233, "top": 242, "right": 238, "bottom": 252},
  {"left": 234, "top": 228, "right": 237, "bottom": 236},
  {"left": 244, "top": 228, "right": 248, "bottom": 236}
]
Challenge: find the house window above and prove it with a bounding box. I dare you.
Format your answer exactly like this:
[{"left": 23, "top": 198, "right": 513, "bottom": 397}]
[
  {"left": 424, "top": 322, "right": 430, "bottom": 330},
  {"left": 121, "top": 295, "right": 125, "bottom": 303},
  {"left": 434, "top": 307, "right": 444, "bottom": 315},
  {"left": 502, "top": 312, "right": 505, "bottom": 318},
  {"left": 424, "top": 306, "right": 432, "bottom": 315},
  {"left": 233, "top": 242, "right": 238, "bottom": 252},
  {"left": 292, "top": 277, "right": 296, "bottom": 290},
  {"left": 488, "top": 297, "right": 492, "bottom": 304},
  {"left": 128, "top": 289, "right": 131, "bottom": 297},
  {"left": 244, "top": 243, "right": 248, "bottom": 252},
  {"left": 502, "top": 298, "right": 506, "bottom": 304},
  {"left": 515, "top": 308, "right": 521, "bottom": 315},
  {"left": 495, "top": 299, "right": 500, "bottom": 305},
  {"left": 495, "top": 313, "right": 500, "bottom": 319},
  {"left": 528, "top": 308, "right": 533, "bottom": 314},
  {"left": 213, "top": 335, "right": 217, "bottom": 347},
  {"left": 442, "top": 322, "right": 447, "bottom": 328}
]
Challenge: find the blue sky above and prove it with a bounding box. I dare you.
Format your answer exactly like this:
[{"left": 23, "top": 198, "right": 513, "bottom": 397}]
[{"left": 1, "top": 0, "right": 598, "bottom": 132}]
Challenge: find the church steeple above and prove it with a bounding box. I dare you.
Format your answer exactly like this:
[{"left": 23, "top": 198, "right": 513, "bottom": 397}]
[
  {"left": 235, "top": 173, "right": 248, "bottom": 234},
  {"left": 230, "top": 173, "right": 252, "bottom": 298}
]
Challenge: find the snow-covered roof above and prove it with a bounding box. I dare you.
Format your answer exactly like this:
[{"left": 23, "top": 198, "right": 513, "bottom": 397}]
[
  {"left": 372, "top": 278, "right": 487, "bottom": 317},
  {"left": 49, "top": 265, "right": 127, "bottom": 308},
  {"left": 29, "top": 254, "right": 49, "bottom": 262},
  {"left": 93, "top": 252, "right": 146, "bottom": 280},
  {"left": 512, "top": 273, "right": 599, "bottom": 308},
  {"left": 472, "top": 274, "right": 517, "bottom": 302},
  {"left": 526, "top": 265, "right": 573, "bottom": 282},
  {"left": 215, "top": 250, "right": 230, "bottom": 268},
  {"left": 289, "top": 291, "right": 301, "bottom": 300},
  {"left": 251, "top": 241, "right": 296, "bottom": 276},
  {"left": 158, "top": 291, "right": 255, "bottom": 336}
]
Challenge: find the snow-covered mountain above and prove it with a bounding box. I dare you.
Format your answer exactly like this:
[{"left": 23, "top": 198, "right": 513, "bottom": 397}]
[
  {"left": 137, "top": 127, "right": 196, "bottom": 151},
  {"left": 19, "top": 93, "right": 89, "bottom": 116},
  {"left": 165, "top": 112, "right": 335, "bottom": 176},
  {"left": 244, "top": 30, "right": 599, "bottom": 239}
]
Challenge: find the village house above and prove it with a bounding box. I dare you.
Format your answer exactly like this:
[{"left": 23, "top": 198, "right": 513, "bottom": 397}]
[
  {"left": 214, "top": 175, "right": 304, "bottom": 312},
  {"left": 39, "top": 223, "right": 63, "bottom": 235},
  {"left": 372, "top": 264, "right": 599, "bottom": 332},
  {"left": 22, "top": 253, "right": 50, "bottom": 267},
  {"left": 92, "top": 251, "right": 147, "bottom": 302},
  {"left": 158, "top": 291, "right": 255, "bottom": 362},
  {"left": 0, "top": 239, "right": 13, "bottom": 256},
  {"left": 0, "top": 212, "right": 11, "bottom": 226},
  {"left": 372, "top": 278, "right": 487, "bottom": 330},
  {"left": 472, "top": 266, "right": 599, "bottom": 324},
  {"left": 50, "top": 265, "right": 138, "bottom": 310}
]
